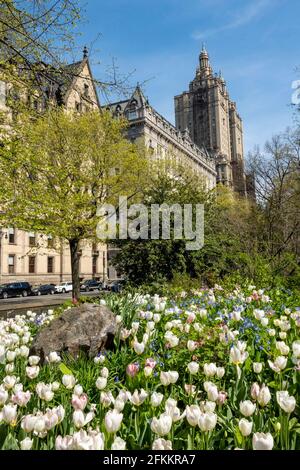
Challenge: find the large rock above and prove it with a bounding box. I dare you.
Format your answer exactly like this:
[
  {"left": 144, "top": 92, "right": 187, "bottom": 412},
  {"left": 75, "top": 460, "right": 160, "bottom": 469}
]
[{"left": 30, "top": 303, "right": 116, "bottom": 362}]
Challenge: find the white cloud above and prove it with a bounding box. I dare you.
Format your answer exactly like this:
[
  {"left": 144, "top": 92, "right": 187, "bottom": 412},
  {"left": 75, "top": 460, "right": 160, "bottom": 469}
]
[{"left": 192, "top": 0, "right": 271, "bottom": 39}]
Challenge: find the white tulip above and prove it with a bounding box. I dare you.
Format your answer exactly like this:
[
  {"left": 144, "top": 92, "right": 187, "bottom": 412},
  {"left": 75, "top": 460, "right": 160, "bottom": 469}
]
[
  {"left": 164, "top": 331, "right": 179, "bottom": 348},
  {"left": 0, "top": 388, "right": 8, "bottom": 405},
  {"left": 26, "top": 366, "right": 40, "bottom": 379},
  {"left": 239, "top": 418, "right": 253, "bottom": 437},
  {"left": 151, "top": 413, "right": 172, "bottom": 436},
  {"left": 257, "top": 385, "right": 271, "bottom": 407},
  {"left": 20, "top": 437, "right": 33, "bottom": 450},
  {"left": 253, "top": 309, "right": 265, "bottom": 320},
  {"left": 6, "top": 350, "right": 16, "bottom": 362},
  {"left": 73, "top": 384, "right": 83, "bottom": 396},
  {"left": 198, "top": 412, "right": 217, "bottom": 432},
  {"left": 252, "top": 432, "right": 274, "bottom": 450},
  {"left": 169, "top": 371, "right": 179, "bottom": 384},
  {"left": 51, "top": 381, "right": 60, "bottom": 392},
  {"left": 152, "top": 438, "right": 172, "bottom": 450},
  {"left": 73, "top": 410, "right": 94, "bottom": 428},
  {"left": 279, "top": 332, "right": 287, "bottom": 340},
  {"left": 100, "top": 391, "right": 115, "bottom": 408},
  {"left": 101, "top": 367, "right": 109, "bottom": 378},
  {"left": 268, "top": 356, "right": 287, "bottom": 373},
  {"left": 94, "top": 354, "right": 106, "bottom": 364},
  {"left": 204, "top": 382, "right": 218, "bottom": 402},
  {"left": 28, "top": 355, "right": 40, "bottom": 366},
  {"left": 187, "top": 340, "right": 197, "bottom": 352},
  {"left": 253, "top": 362, "right": 262, "bottom": 373},
  {"left": 239, "top": 400, "right": 256, "bottom": 417},
  {"left": 203, "top": 401, "right": 216, "bottom": 413},
  {"left": 34, "top": 417, "right": 46, "bottom": 434},
  {"left": 144, "top": 366, "right": 153, "bottom": 377},
  {"left": 47, "top": 351, "right": 61, "bottom": 363},
  {"left": 292, "top": 340, "right": 300, "bottom": 358},
  {"left": 5, "top": 364, "right": 15, "bottom": 374},
  {"left": 3, "top": 375, "right": 17, "bottom": 389},
  {"left": 204, "top": 363, "right": 217, "bottom": 377},
  {"left": 1, "top": 404, "right": 17, "bottom": 424},
  {"left": 62, "top": 374, "right": 76, "bottom": 389},
  {"left": 130, "top": 389, "right": 148, "bottom": 406},
  {"left": 186, "top": 405, "right": 201, "bottom": 427},
  {"left": 104, "top": 410, "right": 123, "bottom": 433},
  {"left": 19, "top": 346, "right": 30, "bottom": 358},
  {"left": 96, "top": 377, "right": 107, "bottom": 390},
  {"left": 111, "top": 436, "right": 126, "bottom": 450},
  {"left": 216, "top": 367, "right": 225, "bottom": 378},
  {"left": 151, "top": 392, "right": 164, "bottom": 407},
  {"left": 114, "top": 397, "right": 125, "bottom": 412},
  {"left": 276, "top": 341, "right": 290, "bottom": 356},
  {"left": 187, "top": 361, "right": 199, "bottom": 375},
  {"left": 132, "top": 339, "right": 145, "bottom": 355},
  {"left": 276, "top": 391, "right": 296, "bottom": 414}
]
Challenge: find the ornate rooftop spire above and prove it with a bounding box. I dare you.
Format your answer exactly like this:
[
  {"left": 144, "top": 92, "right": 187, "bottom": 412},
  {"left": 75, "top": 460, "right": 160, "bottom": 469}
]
[{"left": 83, "top": 46, "right": 88, "bottom": 59}]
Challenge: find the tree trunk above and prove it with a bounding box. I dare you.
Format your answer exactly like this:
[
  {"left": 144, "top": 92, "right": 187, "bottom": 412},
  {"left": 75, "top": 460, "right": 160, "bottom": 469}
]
[{"left": 69, "top": 238, "right": 81, "bottom": 301}]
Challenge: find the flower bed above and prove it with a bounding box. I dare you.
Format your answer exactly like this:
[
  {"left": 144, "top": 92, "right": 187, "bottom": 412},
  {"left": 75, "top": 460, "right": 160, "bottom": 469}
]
[{"left": 0, "top": 285, "right": 299, "bottom": 450}]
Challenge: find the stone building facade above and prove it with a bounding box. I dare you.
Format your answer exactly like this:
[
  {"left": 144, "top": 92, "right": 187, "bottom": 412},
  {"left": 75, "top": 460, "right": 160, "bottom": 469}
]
[
  {"left": 174, "top": 47, "right": 247, "bottom": 196},
  {"left": 0, "top": 52, "right": 108, "bottom": 285},
  {"left": 106, "top": 86, "right": 217, "bottom": 280}
]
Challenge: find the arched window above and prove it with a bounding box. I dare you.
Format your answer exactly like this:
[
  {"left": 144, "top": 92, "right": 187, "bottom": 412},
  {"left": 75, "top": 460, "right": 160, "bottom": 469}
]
[{"left": 127, "top": 99, "right": 138, "bottom": 120}]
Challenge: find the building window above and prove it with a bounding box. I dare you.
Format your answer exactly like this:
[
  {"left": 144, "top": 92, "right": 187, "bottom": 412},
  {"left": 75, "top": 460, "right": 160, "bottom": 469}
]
[
  {"left": 29, "top": 232, "right": 36, "bottom": 246},
  {"left": 92, "top": 256, "right": 97, "bottom": 276},
  {"left": 84, "top": 84, "right": 89, "bottom": 97},
  {"left": 47, "top": 257, "right": 54, "bottom": 274},
  {"left": 128, "top": 110, "right": 137, "bottom": 120},
  {"left": 75, "top": 102, "right": 81, "bottom": 112},
  {"left": 8, "top": 228, "right": 15, "bottom": 244},
  {"left": 8, "top": 255, "right": 15, "bottom": 274},
  {"left": 29, "top": 256, "right": 36, "bottom": 274},
  {"left": 47, "top": 235, "right": 54, "bottom": 248},
  {"left": 103, "top": 252, "right": 106, "bottom": 269}
]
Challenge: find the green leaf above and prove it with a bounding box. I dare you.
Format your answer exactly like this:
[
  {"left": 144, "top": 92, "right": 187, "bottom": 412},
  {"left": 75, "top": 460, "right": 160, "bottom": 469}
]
[
  {"left": 59, "top": 363, "right": 73, "bottom": 376},
  {"left": 1, "top": 433, "right": 19, "bottom": 450},
  {"left": 289, "top": 418, "right": 298, "bottom": 430}
]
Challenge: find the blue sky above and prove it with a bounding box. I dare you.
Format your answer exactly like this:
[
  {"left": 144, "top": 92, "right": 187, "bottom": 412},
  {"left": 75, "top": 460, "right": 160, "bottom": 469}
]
[{"left": 76, "top": 0, "right": 299, "bottom": 154}]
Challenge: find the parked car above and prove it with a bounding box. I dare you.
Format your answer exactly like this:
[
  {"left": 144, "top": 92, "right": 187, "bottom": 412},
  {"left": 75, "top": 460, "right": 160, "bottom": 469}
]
[
  {"left": 55, "top": 281, "right": 73, "bottom": 293},
  {"left": 31, "top": 284, "right": 57, "bottom": 296},
  {"left": 0, "top": 282, "right": 32, "bottom": 299},
  {"left": 80, "top": 279, "right": 102, "bottom": 292},
  {"left": 109, "top": 280, "right": 126, "bottom": 293}
]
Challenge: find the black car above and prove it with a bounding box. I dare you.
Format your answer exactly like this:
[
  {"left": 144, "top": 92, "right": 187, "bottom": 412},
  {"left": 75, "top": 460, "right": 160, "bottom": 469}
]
[
  {"left": 109, "top": 280, "right": 126, "bottom": 293},
  {"left": 0, "top": 282, "right": 32, "bottom": 299},
  {"left": 31, "top": 284, "right": 57, "bottom": 296},
  {"left": 80, "top": 279, "right": 102, "bottom": 292}
]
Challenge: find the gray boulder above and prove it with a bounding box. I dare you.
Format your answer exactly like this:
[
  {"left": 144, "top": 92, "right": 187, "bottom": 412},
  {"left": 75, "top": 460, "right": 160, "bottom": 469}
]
[{"left": 30, "top": 303, "right": 116, "bottom": 362}]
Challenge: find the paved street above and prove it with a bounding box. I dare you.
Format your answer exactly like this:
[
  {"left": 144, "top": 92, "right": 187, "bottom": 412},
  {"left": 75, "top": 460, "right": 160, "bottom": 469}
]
[{"left": 0, "top": 291, "right": 103, "bottom": 316}]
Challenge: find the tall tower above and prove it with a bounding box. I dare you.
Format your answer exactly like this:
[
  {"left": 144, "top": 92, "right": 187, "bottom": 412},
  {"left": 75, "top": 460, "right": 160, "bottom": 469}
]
[{"left": 174, "top": 47, "right": 246, "bottom": 194}]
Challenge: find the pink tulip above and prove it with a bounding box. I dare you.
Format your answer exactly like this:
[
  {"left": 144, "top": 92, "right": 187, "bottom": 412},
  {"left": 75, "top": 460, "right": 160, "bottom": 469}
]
[
  {"left": 126, "top": 363, "right": 139, "bottom": 377},
  {"left": 216, "top": 391, "right": 227, "bottom": 405},
  {"left": 11, "top": 390, "right": 31, "bottom": 407},
  {"left": 145, "top": 358, "right": 157, "bottom": 369},
  {"left": 71, "top": 393, "right": 88, "bottom": 410}
]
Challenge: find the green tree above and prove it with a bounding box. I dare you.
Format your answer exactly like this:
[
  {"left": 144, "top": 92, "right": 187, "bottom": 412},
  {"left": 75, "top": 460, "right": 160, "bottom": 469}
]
[{"left": 0, "top": 108, "right": 147, "bottom": 299}]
